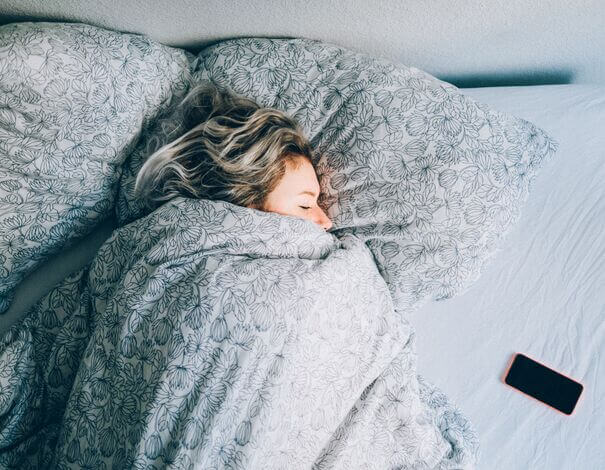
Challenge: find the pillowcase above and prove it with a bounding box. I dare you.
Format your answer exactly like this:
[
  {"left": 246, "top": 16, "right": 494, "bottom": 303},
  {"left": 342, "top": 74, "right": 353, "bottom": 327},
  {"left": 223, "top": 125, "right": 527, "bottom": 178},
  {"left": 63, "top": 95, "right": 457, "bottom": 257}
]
[
  {"left": 115, "top": 37, "right": 558, "bottom": 314},
  {"left": 199, "top": 38, "right": 558, "bottom": 312},
  {"left": 0, "top": 21, "right": 195, "bottom": 314}
]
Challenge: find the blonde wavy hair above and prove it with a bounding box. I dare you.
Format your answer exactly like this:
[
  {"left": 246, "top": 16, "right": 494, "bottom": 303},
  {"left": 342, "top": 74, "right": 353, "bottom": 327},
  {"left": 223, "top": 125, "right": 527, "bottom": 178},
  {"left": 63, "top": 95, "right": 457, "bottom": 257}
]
[{"left": 134, "top": 81, "right": 315, "bottom": 211}]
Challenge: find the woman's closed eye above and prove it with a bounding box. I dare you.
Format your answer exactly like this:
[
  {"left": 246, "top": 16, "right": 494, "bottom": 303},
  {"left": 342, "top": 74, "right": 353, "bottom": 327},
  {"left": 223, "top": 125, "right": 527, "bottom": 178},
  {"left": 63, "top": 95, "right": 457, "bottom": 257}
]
[{"left": 299, "top": 206, "right": 310, "bottom": 210}]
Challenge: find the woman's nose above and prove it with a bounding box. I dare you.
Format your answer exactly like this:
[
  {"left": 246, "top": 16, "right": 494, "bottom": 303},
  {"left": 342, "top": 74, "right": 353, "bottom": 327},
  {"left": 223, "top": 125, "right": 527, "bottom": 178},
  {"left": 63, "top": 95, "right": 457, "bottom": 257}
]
[{"left": 315, "top": 208, "right": 333, "bottom": 231}]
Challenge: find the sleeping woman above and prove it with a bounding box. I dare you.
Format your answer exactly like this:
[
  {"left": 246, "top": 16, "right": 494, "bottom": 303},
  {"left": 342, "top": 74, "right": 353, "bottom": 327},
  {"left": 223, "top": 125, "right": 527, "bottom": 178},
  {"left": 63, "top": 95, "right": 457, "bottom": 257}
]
[
  {"left": 0, "top": 80, "right": 477, "bottom": 469},
  {"left": 133, "top": 81, "right": 333, "bottom": 231}
]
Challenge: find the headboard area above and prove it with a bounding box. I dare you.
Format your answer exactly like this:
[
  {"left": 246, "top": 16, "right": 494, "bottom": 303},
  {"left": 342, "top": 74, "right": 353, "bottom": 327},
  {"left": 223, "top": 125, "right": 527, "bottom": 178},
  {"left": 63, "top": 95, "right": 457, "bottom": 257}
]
[{"left": 0, "top": 0, "right": 603, "bottom": 87}]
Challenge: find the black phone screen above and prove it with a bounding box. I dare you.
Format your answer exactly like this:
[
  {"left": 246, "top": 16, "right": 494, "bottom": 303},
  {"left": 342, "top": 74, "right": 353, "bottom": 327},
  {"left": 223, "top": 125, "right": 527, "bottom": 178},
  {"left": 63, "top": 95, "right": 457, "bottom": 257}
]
[{"left": 504, "top": 353, "right": 583, "bottom": 415}]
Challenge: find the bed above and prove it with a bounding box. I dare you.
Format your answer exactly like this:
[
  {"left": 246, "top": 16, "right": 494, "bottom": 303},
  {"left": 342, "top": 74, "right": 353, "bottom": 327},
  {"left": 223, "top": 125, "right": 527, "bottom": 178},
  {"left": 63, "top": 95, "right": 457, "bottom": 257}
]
[
  {"left": 2, "top": 81, "right": 602, "bottom": 469},
  {"left": 0, "top": 8, "right": 603, "bottom": 470}
]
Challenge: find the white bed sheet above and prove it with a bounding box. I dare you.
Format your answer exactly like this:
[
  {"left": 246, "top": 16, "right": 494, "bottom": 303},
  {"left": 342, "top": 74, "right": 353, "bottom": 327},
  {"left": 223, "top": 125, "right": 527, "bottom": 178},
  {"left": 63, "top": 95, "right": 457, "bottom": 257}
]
[{"left": 410, "top": 85, "right": 604, "bottom": 469}]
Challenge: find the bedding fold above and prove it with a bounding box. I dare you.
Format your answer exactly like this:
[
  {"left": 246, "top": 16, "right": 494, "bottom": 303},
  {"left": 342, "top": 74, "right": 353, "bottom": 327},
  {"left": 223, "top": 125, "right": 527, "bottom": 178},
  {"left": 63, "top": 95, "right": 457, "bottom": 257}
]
[{"left": 0, "top": 196, "right": 478, "bottom": 469}]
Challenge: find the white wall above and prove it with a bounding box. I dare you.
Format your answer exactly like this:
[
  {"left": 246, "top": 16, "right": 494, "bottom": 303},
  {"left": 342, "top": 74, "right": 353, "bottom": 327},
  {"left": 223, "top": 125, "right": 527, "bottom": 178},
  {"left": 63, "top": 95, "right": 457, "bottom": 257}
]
[{"left": 1, "top": 0, "right": 603, "bottom": 85}]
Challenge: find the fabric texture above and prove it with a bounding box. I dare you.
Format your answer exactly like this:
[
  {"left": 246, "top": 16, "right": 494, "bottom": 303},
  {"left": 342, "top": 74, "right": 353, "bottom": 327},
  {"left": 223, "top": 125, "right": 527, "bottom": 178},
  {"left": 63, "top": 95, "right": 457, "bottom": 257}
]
[
  {"left": 115, "top": 37, "right": 558, "bottom": 315},
  {"left": 0, "top": 196, "right": 479, "bottom": 469},
  {"left": 0, "top": 21, "right": 194, "bottom": 314}
]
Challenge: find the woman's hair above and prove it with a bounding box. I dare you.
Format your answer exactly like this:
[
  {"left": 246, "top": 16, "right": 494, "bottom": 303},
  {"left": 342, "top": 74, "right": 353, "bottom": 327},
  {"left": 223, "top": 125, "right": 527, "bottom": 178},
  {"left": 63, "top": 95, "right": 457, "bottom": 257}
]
[{"left": 134, "top": 81, "right": 315, "bottom": 210}]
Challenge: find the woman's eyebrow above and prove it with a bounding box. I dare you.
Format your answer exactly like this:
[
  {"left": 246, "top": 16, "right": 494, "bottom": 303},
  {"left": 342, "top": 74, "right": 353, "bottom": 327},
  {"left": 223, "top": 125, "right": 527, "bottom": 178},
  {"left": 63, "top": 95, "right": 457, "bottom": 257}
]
[{"left": 298, "top": 190, "right": 317, "bottom": 197}]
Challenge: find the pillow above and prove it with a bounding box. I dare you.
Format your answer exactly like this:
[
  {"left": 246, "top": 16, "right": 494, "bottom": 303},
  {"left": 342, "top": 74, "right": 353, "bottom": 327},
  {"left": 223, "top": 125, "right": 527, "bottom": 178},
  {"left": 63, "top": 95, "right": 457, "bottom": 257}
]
[
  {"left": 115, "top": 38, "right": 558, "bottom": 314},
  {"left": 0, "top": 21, "right": 195, "bottom": 314}
]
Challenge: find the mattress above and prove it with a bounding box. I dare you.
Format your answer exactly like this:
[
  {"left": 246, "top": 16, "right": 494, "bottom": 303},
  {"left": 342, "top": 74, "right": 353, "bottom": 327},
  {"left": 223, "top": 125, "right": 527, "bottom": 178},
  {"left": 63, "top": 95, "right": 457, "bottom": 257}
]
[
  {"left": 410, "top": 84, "right": 605, "bottom": 469},
  {"left": 1, "top": 84, "right": 602, "bottom": 468}
]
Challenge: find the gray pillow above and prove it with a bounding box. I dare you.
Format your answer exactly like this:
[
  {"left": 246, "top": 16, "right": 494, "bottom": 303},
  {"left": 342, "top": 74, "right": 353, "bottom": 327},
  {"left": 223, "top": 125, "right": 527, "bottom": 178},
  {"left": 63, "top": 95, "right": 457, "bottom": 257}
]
[
  {"left": 114, "top": 37, "right": 558, "bottom": 314},
  {"left": 194, "top": 38, "right": 559, "bottom": 312},
  {"left": 0, "top": 21, "right": 194, "bottom": 314}
]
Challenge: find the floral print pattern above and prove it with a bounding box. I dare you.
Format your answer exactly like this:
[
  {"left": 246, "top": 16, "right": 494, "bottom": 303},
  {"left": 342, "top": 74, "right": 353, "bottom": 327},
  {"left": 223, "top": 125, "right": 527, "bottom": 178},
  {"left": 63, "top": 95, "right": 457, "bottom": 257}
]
[
  {"left": 0, "top": 21, "right": 560, "bottom": 469},
  {"left": 0, "top": 197, "right": 479, "bottom": 468},
  {"left": 0, "top": 22, "right": 195, "bottom": 313}
]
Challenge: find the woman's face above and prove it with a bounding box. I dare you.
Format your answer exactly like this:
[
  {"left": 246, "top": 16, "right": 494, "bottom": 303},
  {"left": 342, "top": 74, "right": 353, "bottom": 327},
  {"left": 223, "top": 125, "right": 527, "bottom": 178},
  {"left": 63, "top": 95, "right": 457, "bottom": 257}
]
[{"left": 254, "top": 155, "right": 333, "bottom": 231}]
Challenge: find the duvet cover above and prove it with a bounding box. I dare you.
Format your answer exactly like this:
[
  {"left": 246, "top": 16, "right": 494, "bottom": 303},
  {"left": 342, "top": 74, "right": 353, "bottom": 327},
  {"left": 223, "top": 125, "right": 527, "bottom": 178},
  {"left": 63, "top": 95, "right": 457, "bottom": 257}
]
[{"left": 0, "top": 196, "right": 478, "bottom": 469}]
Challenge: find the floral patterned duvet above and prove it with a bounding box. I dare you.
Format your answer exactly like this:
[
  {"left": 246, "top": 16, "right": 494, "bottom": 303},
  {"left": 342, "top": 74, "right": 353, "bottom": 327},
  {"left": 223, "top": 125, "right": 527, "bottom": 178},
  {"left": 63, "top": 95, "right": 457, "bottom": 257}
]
[{"left": 0, "top": 196, "right": 478, "bottom": 469}]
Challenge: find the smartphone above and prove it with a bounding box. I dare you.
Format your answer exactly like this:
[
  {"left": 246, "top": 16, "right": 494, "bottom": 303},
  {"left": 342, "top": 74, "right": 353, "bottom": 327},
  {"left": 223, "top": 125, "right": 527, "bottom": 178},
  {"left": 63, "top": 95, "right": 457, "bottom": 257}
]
[{"left": 503, "top": 353, "right": 584, "bottom": 416}]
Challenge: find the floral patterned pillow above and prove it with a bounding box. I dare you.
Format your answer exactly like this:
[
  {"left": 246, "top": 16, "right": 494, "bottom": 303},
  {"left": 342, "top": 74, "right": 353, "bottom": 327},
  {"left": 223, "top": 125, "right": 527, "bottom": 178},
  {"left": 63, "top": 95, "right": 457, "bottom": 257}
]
[
  {"left": 189, "top": 38, "right": 559, "bottom": 312},
  {"left": 0, "top": 21, "right": 194, "bottom": 314}
]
